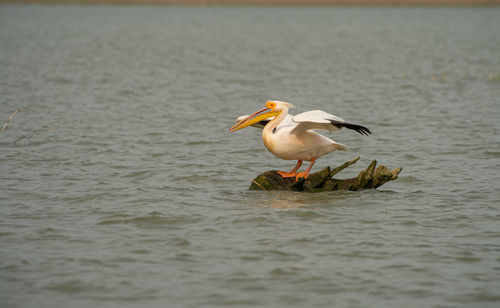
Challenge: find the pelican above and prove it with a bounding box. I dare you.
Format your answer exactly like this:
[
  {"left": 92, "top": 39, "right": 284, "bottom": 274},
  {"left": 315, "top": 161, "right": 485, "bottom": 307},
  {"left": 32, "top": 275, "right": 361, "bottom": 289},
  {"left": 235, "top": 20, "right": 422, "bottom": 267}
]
[{"left": 229, "top": 100, "right": 371, "bottom": 180}]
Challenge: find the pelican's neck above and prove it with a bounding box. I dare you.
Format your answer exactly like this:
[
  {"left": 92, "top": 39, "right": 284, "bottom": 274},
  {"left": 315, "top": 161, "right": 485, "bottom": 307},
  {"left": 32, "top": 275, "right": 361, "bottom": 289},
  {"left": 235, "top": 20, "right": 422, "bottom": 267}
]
[
  {"left": 262, "top": 109, "right": 287, "bottom": 153},
  {"left": 266, "top": 109, "right": 287, "bottom": 133},
  {"left": 263, "top": 108, "right": 287, "bottom": 138}
]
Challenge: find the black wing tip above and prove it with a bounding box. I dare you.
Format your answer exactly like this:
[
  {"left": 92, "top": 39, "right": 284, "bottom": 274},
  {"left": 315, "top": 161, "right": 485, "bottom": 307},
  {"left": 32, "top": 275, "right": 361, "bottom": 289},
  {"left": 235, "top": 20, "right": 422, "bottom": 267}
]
[
  {"left": 331, "top": 120, "right": 372, "bottom": 136},
  {"left": 355, "top": 125, "right": 372, "bottom": 136}
]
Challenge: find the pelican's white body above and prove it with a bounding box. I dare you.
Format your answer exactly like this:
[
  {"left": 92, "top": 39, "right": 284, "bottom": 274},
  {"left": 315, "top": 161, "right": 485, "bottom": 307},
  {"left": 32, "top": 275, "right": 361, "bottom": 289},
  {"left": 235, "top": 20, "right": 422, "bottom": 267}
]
[
  {"left": 259, "top": 103, "right": 348, "bottom": 162},
  {"left": 263, "top": 124, "right": 347, "bottom": 161}
]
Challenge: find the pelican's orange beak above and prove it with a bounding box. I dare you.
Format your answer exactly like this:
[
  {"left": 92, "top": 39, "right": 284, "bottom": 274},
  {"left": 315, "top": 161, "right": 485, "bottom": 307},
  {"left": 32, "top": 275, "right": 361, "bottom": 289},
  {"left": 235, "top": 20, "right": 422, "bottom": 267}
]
[{"left": 229, "top": 106, "right": 280, "bottom": 132}]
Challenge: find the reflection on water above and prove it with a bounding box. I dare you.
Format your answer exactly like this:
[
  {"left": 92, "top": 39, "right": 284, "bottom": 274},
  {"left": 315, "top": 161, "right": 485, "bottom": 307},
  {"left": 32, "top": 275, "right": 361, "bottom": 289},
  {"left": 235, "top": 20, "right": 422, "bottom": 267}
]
[
  {"left": 243, "top": 190, "right": 364, "bottom": 210},
  {"left": 1, "top": 4, "right": 500, "bottom": 308}
]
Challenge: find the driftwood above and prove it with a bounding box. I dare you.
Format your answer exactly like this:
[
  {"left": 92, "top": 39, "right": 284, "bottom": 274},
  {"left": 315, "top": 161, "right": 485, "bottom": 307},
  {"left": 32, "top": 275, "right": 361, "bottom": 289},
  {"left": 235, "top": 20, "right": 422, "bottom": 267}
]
[
  {"left": 12, "top": 125, "right": 64, "bottom": 144},
  {"left": 249, "top": 156, "right": 402, "bottom": 192},
  {"left": 0, "top": 107, "right": 28, "bottom": 132},
  {"left": 1, "top": 107, "right": 64, "bottom": 144}
]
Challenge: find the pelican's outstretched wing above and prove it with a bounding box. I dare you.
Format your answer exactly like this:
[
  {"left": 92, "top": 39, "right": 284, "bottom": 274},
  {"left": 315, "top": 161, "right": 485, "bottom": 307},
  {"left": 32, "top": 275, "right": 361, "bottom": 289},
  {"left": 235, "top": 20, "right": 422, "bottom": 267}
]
[{"left": 291, "top": 110, "right": 371, "bottom": 136}]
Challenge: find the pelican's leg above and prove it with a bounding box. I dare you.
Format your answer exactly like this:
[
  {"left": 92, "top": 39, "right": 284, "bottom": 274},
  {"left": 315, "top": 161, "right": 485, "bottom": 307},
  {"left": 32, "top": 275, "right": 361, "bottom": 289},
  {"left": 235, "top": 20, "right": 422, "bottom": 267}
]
[
  {"left": 295, "top": 158, "right": 316, "bottom": 180},
  {"left": 277, "top": 160, "right": 302, "bottom": 178}
]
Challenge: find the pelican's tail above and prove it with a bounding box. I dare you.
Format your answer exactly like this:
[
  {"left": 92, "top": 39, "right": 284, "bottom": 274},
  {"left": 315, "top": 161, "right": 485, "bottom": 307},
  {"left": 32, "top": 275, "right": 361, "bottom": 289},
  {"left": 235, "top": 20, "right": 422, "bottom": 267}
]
[{"left": 331, "top": 142, "right": 349, "bottom": 152}]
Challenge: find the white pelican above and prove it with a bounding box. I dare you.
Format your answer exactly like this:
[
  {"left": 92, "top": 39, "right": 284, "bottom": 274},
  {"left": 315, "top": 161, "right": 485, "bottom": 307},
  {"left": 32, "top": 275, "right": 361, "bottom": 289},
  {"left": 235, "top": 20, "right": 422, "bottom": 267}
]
[{"left": 229, "top": 100, "right": 371, "bottom": 180}]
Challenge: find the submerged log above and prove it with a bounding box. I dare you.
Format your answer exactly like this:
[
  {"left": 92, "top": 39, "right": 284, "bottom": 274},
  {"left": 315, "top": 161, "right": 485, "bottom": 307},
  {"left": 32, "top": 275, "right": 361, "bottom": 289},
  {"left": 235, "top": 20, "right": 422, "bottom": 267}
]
[{"left": 249, "top": 156, "right": 402, "bottom": 192}]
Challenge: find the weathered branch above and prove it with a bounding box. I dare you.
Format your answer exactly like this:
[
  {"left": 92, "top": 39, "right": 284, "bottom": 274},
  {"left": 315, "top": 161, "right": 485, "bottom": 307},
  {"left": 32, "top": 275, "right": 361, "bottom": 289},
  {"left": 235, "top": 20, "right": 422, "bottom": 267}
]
[
  {"left": 249, "top": 156, "right": 402, "bottom": 192},
  {"left": 1, "top": 107, "right": 62, "bottom": 144},
  {"left": 0, "top": 107, "right": 28, "bottom": 132},
  {"left": 13, "top": 125, "right": 64, "bottom": 144}
]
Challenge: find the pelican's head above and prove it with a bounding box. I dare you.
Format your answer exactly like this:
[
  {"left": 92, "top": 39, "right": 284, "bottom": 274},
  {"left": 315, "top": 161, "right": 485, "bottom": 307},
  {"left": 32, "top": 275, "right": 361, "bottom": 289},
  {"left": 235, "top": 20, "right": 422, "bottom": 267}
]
[
  {"left": 229, "top": 100, "right": 295, "bottom": 132},
  {"left": 265, "top": 100, "right": 295, "bottom": 111}
]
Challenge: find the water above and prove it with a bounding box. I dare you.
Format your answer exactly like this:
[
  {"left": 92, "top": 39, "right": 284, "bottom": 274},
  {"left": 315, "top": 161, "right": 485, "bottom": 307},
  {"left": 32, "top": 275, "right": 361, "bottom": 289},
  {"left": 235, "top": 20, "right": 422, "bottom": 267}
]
[{"left": 1, "top": 4, "right": 500, "bottom": 307}]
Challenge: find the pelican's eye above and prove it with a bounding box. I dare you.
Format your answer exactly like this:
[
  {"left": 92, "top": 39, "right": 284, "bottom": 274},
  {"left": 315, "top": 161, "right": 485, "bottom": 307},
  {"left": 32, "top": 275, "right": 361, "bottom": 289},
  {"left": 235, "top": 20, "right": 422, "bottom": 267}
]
[{"left": 266, "top": 101, "right": 276, "bottom": 110}]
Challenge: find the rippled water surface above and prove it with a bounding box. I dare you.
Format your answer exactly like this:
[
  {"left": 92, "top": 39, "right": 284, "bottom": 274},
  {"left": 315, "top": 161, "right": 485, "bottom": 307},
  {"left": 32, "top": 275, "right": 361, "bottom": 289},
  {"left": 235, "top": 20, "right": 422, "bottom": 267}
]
[{"left": 1, "top": 4, "right": 500, "bottom": 308}]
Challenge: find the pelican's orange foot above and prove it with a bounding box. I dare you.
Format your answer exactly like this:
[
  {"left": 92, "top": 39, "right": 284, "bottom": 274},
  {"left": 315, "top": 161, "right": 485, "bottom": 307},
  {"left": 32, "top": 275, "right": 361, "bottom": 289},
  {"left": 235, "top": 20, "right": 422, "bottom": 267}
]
[
  {"left": 277, "top": 171, "right": 298, "bottom": 178},
  {"left": 295, "top": 172, "right": 310, "bottom": 181}
]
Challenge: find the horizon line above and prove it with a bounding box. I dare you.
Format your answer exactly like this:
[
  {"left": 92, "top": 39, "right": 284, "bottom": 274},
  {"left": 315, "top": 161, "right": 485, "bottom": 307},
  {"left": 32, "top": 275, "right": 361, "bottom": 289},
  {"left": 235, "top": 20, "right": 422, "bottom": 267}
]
[{"left": 2, "top": 0, "right": 500, "bottom": 6}]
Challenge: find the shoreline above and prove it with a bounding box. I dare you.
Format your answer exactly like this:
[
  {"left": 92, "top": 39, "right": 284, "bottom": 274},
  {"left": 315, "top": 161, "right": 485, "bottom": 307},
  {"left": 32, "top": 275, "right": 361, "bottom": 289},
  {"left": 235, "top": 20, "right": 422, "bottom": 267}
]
[{"left": 2, "top": 0, "right": 500, "bottom": 6}]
